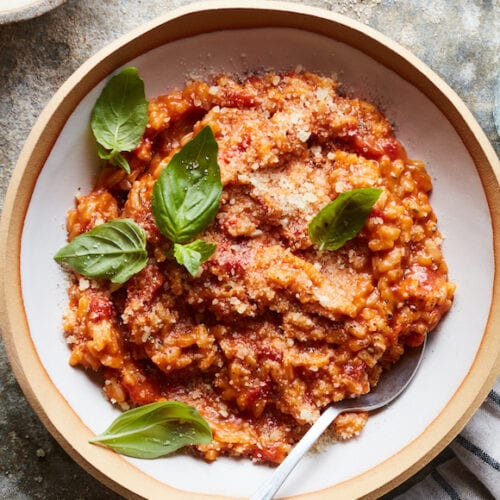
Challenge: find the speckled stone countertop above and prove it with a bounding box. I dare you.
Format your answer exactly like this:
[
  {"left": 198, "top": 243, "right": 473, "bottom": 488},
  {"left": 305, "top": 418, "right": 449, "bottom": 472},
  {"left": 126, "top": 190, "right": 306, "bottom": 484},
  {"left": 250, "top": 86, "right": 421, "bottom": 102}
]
[{"left": 0, "top": 1, "right": 498, "bottom": 498}]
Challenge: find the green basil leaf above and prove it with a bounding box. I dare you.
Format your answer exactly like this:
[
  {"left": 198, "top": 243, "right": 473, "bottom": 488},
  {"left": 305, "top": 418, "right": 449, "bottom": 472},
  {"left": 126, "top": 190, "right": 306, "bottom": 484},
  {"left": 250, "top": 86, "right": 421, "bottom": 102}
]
[
  {"left": 309, "top": 188, "right": 383, "bottom": 250},
  {"left": 96, "top": 143, "right": 131, "bottom": 174},
  {"left": 96, "top": 142, "right": 113, "bottom": 160},
  {"left": 54, "top": 219, "right": 148, "bottom": 284},
  {"left": 151, "top": 126, "right": 222, "bottom": 244},
  {"left": 173, "top": 240, "right": 216, "bottom": 276},
  {"left": 91, "top": 67, "right": 148, "bottom": 173},
  {"left": 110, "top": 151, "right": 131, "bottom": 174},
  {"left": 89, "top": 401, "right": 212, "bottom": 459}
]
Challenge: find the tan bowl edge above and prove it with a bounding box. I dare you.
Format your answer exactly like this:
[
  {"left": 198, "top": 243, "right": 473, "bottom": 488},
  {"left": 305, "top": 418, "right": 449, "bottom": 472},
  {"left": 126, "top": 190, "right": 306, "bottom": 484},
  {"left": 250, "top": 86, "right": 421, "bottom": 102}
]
[{"left": 1, "top": 2, "right": 499, "bottom": 499}]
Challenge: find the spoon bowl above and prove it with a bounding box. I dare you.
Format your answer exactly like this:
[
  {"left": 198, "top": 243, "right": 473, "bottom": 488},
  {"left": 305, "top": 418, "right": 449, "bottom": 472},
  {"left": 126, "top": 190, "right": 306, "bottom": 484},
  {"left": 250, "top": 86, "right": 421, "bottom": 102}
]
[{"left": 251, "top": 338, "right": 427, "bottom": 500}]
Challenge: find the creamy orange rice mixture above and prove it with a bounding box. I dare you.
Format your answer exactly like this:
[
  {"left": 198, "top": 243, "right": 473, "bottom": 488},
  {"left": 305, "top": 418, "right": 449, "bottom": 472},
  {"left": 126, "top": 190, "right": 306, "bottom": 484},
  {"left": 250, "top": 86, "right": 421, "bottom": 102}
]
[{"left": 63, "top": 71, "right": 455, "bottom": 463}]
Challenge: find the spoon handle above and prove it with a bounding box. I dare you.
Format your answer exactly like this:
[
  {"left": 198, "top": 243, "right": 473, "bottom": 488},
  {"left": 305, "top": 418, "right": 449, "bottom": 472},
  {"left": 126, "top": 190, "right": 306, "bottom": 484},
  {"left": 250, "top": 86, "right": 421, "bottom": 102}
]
[{"left": 249, "top": 405, "right": 343, "bottom": 500}]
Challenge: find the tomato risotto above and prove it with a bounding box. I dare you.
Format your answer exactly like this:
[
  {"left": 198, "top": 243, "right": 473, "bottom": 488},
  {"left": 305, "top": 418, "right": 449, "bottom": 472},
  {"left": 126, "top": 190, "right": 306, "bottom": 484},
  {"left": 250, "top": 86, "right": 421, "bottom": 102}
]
[{"left": 61, "top": 71, "right": 455, "bottom": 463}]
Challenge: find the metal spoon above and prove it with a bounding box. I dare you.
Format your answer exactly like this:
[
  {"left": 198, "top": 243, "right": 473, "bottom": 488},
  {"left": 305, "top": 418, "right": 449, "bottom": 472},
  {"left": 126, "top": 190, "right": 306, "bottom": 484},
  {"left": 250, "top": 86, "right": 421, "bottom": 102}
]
[{"left": 250, "top": 338, "right": 427, "bottom": 500}]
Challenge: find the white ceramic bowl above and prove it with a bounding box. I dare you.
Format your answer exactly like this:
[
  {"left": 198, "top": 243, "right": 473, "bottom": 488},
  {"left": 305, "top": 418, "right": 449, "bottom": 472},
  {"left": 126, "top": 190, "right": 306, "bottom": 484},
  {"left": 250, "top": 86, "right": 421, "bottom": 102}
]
[
  {"left": 1, "top": 2, "right": 499, "bottom": 499},
  {"left": 0, "top": 0, "right": 66, "bottom": 24}
]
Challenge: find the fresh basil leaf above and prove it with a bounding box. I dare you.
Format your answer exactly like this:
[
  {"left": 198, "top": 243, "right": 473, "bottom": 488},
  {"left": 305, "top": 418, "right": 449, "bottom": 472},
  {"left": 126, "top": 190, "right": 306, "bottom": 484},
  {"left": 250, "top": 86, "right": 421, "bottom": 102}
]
[
  {"left": 96, "top": 142, "right": 113, "bottom": 160},
  {"left": 54, "top": 219, "right": 148, "bottom": 284},
  {"left": 110, "top": 151, "right": 131, "bottom": 174},
  {"left": 309, "top": 188, "right": 382, "bottom": 250},
  {"left": 96, "top": 143, "right": 131, "bottom": 174},
  {"left": 91, "top": 67, "right": 148, "bottom": 173},
  {"left": 173, "top": 240, "right": 216, "bottom": 276},
  {"left": 151, "top": 126, "right": 222, "bottom": 244},
  {"left": 89, "top": 401, "right": 213, "bottom": 459}
]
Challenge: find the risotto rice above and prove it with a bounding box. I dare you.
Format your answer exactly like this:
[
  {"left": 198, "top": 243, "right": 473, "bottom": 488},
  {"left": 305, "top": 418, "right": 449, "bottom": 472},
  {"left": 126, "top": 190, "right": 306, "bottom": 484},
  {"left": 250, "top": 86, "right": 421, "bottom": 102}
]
[{"left": 62, "top": 71, "right": 455, "bottom": 463}]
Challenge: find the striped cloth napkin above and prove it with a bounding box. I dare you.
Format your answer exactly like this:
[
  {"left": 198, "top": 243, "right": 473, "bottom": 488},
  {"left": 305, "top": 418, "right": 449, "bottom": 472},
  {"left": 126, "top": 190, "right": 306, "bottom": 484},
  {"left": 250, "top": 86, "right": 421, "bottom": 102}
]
[{"left": 390, "top": 378, "right": 500, "bottom": 499}]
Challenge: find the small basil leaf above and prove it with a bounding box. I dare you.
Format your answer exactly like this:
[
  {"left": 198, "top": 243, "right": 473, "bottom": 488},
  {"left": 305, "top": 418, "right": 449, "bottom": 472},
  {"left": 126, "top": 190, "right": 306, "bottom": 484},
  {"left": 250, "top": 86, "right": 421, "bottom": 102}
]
[
  {"left": 309, "top": 188, "right": 382, "bottom": 250},
  {"left": 97, "top": 144, "right": 131, "bottom": 174},
  {"left": 54, "top": 219, "right": 148, "bottom": 284},
  {"left": 91, "top": 67, "right": 148, "bottom": 173},
  {"left": 89, "top": 401, "right": 213, "bottom": 459},
  {"left": 173, "top": 240, "right": 216, "bottom": 276},
  {"left": 96, "top": 142, "right": 113, "bottom": 160},
  {"left": 151, "top": 126, "right": 222, "bottom": 244},
  {"left": 110, "top": 151, "right": 131, "bottom": 174}
]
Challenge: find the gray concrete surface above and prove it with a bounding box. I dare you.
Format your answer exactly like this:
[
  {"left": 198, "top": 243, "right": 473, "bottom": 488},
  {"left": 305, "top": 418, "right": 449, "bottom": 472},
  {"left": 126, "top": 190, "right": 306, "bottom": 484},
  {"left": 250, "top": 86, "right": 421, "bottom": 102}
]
[{"left": 0, "top": 0, "right": 498, "bottom": 498}]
